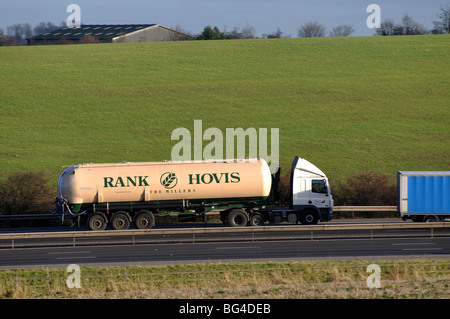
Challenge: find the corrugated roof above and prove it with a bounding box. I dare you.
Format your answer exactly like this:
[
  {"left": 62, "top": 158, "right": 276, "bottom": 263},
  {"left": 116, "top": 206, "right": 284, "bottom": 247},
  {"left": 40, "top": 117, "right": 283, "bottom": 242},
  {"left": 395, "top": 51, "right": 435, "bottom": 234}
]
[{"left": 29, "top": 24, "right": 156, "bottom": 41}]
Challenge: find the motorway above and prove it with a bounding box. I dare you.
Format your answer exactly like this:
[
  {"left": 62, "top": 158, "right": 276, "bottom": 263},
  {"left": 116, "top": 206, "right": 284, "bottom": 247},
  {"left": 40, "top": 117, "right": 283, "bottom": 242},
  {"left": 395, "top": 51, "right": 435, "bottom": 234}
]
[
  {"left": 1, "top": 219, "right": 449, "bottom": 268},
  {"left": 1, "top": 237, "right": 450, "bottom": 268}
]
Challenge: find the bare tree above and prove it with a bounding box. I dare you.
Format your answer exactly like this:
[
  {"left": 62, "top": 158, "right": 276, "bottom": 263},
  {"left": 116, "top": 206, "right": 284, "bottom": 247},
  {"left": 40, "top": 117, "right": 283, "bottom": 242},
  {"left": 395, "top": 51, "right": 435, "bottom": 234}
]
[
  {"left": 229, "top": 26, "right": 243, "bottom": 39},
  {"left": 376, "top": 19, "right": 396, "bottom": 35},
  {"left": 266, "top": 27, "right": 284, "bottom": 38},
  {"left": 329, "top": 25, "right": 355, "bottom": 37},
  {"left": 33, "top": 22, "right": 63, "bottom": 36},
  {"left": 241, "top": 22, "right": 256, "bottom": 39},
  {"left": 229, "top": 22, "right": 256, "bottom": 39},
  {"left": 400, "top": 14, "right": 427, "bottom": 35},
  {"left": 297, "top": 21, "right": 326, "bottom": 38},
  {"left": 377, "top": 15, "right": 426, "bottom": 35},
  {"left": 439, "top": 4, "right": 450, "bottom": 33},
  {"left": 0, "top": 28, "right": 17, "bottom": 46},
  {"left": 6, "top": 23, "right": 32, "bottom": 44},
  {"left": 432, "top": 4, "right": 450, "bottom": 34}
]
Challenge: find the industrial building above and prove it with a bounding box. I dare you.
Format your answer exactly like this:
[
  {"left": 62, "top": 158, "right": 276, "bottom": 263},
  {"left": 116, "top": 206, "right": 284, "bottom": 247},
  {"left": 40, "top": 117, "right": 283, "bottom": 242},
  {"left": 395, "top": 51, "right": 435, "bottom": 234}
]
[{"left": 27, "top": 24, "right": 195, "bottom": 45}]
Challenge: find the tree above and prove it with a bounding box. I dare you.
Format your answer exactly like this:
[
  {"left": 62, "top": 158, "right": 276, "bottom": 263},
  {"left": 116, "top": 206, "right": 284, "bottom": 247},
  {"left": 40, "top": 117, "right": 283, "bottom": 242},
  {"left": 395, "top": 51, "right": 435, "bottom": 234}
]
[
  {"left": 240, "top": 22, "right": 256, "bottom": 39},
  {"left": 266, "top": 27, "right": 287, "bottom": 38},
  {"left": 33, "top": 22, "right": 63, "bottom": 36},
  {"left": 229, "top": 26, "right": 244, "bottom": 39},
  {"left": 228, "top": 23, "right": 257, "bottom": 39},
  {"left": 197, "top": 26, "right": 231, "bottom": 40},
  {"left": 6, "top": 23, "right": 32, "bottom": 44},
  {"left": 0, "top": 29, "right": 14, "bottom": 46},
  {"left": 376, "top": 19, "right": 395, "bottom": 35},
  {"left": 432, "top": 4, "right": 450, "bottom": 34},
  {"left": 400, "top": 14, "right": 427, "bottom": 35},
  {"left": 297, "top": 21, "right": 326, "bottom": 38},
  {"left": 329, "top": 25, "right": 355, "bottom": 37},
  {"left": 376, "top": 15, "right": 426, "bottom": 35}
]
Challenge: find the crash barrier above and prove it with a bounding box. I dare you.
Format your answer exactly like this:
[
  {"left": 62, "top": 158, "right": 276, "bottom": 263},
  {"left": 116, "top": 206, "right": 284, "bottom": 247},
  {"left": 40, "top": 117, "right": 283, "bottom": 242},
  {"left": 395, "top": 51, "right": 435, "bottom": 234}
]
[{"left": 0, "top": 221, "right": 449, "bottom": 249}]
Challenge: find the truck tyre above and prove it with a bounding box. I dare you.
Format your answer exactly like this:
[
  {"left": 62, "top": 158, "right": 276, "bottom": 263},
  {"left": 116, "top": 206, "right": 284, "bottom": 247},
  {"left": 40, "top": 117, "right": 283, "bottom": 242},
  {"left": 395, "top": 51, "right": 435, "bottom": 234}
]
[
  {"left": 88, "top": 212, "right": 107, "bottom": 231},
  {"left": 111, "top": 211, "right": 131, "bottom": 230},
  {"left": 134, "top": 210, "right": 154, "bottom": 229},
  {"left": 300, "top": 209, "right": 319, "bottom": 225},
  {"left": 249, "top": 212, "right": 265, "bottom": 226},
  {"left": 424, "top": 215, "right": 439, "bottom": 223},
  {"left": 227, "top": 209, "right": 248, "bottom": 227}
]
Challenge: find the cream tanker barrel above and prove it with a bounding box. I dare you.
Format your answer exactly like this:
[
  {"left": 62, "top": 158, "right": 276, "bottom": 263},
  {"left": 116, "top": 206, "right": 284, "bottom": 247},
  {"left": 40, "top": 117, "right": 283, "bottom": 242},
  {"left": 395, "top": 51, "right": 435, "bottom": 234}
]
[{"left": 57, "top": 158, "right": 273, "bottom": 211}]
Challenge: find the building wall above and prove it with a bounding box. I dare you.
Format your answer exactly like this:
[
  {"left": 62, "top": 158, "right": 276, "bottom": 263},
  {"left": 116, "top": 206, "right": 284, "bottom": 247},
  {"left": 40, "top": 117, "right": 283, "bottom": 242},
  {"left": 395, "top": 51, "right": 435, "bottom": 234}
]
[{"left": 113, "top": 25, "right": 194, "bottom": 43}]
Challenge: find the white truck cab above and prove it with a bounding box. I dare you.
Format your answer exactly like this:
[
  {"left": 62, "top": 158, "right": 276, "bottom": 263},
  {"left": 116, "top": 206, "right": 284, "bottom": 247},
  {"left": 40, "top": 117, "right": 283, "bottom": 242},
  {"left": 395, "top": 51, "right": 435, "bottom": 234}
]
[{"left": 290, "top": 156, "right": 333, "bottom": 222}]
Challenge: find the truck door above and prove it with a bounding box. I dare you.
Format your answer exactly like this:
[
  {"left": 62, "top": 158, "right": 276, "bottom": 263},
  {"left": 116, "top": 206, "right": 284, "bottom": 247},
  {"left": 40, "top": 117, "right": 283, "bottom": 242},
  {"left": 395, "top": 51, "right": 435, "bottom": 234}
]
[{"left": 310, "top": 179, "right": 331, "bottom": 209}]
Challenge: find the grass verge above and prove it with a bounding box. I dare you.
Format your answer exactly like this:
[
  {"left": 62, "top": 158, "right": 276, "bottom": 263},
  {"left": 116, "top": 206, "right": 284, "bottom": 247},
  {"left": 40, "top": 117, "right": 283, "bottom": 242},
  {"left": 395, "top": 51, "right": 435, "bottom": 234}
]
[{"left": 1, "top": 259, "right": 449, "bottom": 299}]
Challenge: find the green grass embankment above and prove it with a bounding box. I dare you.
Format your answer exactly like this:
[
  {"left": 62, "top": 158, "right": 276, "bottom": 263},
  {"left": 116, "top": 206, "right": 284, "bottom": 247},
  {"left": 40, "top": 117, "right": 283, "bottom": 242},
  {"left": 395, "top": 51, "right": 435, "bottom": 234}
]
[{"left": 0, "top": 35, "right": 449, "bottom": 185}]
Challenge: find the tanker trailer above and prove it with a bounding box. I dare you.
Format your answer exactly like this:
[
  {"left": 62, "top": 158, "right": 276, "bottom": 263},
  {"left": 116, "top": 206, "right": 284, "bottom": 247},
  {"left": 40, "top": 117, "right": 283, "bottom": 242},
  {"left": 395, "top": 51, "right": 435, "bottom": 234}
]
[{"left": 54, "top": 156, "right": 333, "bottom": 230}]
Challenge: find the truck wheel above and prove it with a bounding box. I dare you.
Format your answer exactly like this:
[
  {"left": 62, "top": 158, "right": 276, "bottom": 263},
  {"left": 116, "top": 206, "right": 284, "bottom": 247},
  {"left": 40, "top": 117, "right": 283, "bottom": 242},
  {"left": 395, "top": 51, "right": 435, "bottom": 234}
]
[
  {"left": 111, "top": 211, "right": 130, "bottom": 230},
  {"left": 249, "top": 212, "right": 265, "bottom": 226},
  {"left": 88, "top": 213, "right": 107, "bottom": 231},
  {"left": 227, "top": 209, "right": 248, "bottom": 227},
  {"left": 135, "top": 211, "right": 154, "bottom": 229},
  {"left": 424, "top": 215, "right": 439, "bottom": 223},
  {"left": 300, "top": 210, "right": 319, "bottom": 225}
]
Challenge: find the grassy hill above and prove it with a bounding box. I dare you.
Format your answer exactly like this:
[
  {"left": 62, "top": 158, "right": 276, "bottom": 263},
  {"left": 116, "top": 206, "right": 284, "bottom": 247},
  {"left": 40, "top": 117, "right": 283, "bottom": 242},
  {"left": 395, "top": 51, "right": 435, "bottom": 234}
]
[{"left": 0, "top": 35, "right": 449, "bottom": 187}]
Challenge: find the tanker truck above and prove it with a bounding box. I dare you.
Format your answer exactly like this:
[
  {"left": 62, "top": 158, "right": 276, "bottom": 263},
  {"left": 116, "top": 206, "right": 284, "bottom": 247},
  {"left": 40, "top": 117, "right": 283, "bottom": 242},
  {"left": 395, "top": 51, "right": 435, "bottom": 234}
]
[{"left": 54, "top": 156, "right": 333, "bottom": 230}]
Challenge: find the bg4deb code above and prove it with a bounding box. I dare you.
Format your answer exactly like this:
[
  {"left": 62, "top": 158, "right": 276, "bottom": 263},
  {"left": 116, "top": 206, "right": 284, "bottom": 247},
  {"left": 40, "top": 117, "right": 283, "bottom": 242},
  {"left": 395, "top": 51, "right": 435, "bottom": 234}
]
[{"left": 223, "top": 303, "right": 270, "bottom": 314}]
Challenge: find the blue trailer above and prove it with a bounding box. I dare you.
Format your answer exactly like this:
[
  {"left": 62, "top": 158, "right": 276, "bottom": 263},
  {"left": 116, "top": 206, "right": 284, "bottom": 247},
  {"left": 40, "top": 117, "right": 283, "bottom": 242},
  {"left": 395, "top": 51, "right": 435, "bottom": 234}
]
[{"left": 397, "top": 171, "right": 450, "bottom": 222}]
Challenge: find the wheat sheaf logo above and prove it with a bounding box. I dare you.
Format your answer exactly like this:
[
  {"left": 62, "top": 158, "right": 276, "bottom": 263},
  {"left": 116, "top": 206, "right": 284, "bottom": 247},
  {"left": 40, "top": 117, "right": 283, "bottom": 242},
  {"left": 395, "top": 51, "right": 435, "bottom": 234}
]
[{"left": 160, "top": 172, "right": 178, "bottom": 189}]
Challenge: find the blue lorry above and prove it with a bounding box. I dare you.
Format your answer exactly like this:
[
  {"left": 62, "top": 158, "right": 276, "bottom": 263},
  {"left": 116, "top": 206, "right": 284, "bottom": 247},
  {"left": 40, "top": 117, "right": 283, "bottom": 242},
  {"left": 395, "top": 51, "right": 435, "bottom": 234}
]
[{"left": 397, "top": 171, "right": 450, "bottom": 222}]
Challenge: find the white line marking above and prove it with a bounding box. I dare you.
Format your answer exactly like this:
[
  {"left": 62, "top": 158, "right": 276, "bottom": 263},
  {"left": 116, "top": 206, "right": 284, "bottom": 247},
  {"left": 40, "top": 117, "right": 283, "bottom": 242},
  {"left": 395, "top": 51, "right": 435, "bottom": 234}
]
[
  {"left": 215, "top": 246, "right": 260, "bottom": 250},
  {"left": 48, "top": 251, "right": 92, "bottom": 254},
  {"left": 402, "top": 248, "right": 442, "bottom": 251},
  {"left": 55, "top": 256, "right": 97, "bottom": 260},
  {"left": 392, "top": 243, "right": 435, "bottom": 246}
]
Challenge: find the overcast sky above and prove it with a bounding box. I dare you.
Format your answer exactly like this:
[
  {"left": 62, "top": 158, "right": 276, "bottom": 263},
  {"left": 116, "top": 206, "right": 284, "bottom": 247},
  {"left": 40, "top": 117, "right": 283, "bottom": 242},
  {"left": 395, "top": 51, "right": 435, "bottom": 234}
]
[{"left": 1, "top": 0, "right": 447, "bottom": 37}]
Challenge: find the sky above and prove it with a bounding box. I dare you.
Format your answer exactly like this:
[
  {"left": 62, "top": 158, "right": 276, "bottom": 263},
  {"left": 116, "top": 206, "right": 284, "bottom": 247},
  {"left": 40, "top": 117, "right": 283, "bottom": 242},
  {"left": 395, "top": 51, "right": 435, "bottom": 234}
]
[{"left": 0, "top": 0, "right": 448, "bottom": 37}]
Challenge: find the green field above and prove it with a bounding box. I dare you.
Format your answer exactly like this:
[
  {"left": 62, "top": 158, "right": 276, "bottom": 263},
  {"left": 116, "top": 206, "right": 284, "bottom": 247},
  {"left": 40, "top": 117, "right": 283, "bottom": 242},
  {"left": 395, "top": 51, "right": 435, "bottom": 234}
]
[{"left": 0, "top": 35, "right": 449, "bottom": 187}]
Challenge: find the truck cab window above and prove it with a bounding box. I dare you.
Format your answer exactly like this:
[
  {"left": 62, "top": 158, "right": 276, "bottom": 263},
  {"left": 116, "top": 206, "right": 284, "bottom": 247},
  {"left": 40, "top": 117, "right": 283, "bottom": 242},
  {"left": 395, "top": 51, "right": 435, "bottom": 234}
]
[{"left": 312, "top": 179, "right": 328, "bottom": 194}]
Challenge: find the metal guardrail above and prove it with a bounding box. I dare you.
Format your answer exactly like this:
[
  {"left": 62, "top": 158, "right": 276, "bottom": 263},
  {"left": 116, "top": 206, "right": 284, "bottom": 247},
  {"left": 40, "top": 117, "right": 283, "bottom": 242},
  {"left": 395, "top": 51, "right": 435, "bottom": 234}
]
[
  {"left": 0, "top": 222, "right": 448, "bottom": 241},
  {"left": 333, "top": 206, "right": 397, "bottom": 212}
]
